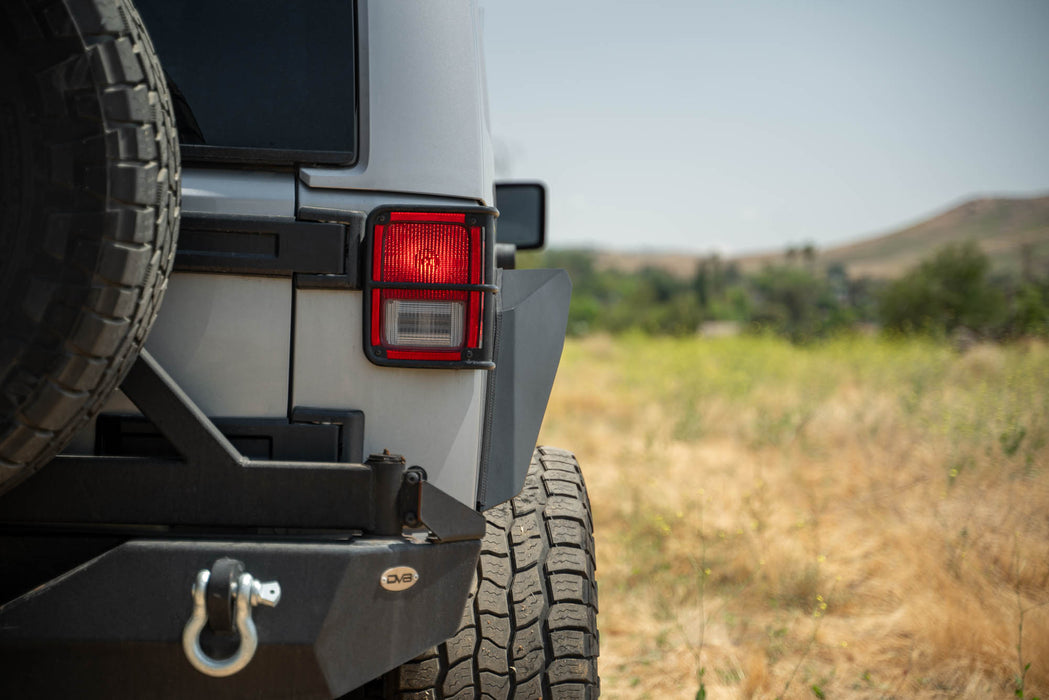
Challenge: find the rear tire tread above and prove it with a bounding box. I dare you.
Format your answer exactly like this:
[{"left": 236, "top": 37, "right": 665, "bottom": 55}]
[{"left": 382, "top": 447, "right": 599, "bottom": 699}]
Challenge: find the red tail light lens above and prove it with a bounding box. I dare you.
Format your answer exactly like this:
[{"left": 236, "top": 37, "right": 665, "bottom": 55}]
[{"left": 365, "top": 209, "right": 494, "bottom": 367}]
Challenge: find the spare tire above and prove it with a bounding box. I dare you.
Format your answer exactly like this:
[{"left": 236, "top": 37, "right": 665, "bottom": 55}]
[{"left": 0, "top": 0, "right": 179, "bottom": 494}]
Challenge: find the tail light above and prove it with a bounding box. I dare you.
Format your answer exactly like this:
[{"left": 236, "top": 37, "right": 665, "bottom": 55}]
[{"left": 364, "top": 208, "right": 496, "bottom": 368}]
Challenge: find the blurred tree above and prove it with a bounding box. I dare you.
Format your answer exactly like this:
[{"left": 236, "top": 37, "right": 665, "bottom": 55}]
[
  {"left": 877, "top": 242, "right": 1005, "bottom": 335},
  {"left": 749, "top": 265, "right": 848, "bottom": 342},
  {"left": 638, "top": 266, "right": 679, "bottom": 304},
  {"left": 802, "top": 242, "right": 817, "bottom": 269},
  {"left": 1010, "top": 282, "right": 1049, "bottom": 337},
  {"left": 523, "top": 243, "right": 1048, "bottom": 342}
]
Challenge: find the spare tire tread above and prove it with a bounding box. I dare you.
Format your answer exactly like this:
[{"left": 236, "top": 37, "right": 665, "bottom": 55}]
[{"left": 0, "top": 0, "right": 179, "bottom": 493}]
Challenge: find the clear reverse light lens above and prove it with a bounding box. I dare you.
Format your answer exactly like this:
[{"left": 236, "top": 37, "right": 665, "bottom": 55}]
[{"left": 383, "top": 299, "right": 465, "bottom": 348}]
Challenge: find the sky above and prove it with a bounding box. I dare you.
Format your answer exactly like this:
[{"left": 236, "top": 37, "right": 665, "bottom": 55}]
[{"left": 481, "top": 0, "right": 1049, "bottom": 255}]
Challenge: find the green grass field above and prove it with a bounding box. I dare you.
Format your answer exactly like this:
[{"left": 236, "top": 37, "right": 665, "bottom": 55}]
[{"left": 540, "top": 334, "right": 1049, "bottom": 699}]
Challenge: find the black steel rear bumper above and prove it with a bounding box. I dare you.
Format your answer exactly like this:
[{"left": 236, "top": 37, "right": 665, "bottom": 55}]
[
  {"left": 0, "top": 350, "right": 486, "bottom": 698},
  {"left": 0, "top": 536, "right": 479, "bottom": 698}
]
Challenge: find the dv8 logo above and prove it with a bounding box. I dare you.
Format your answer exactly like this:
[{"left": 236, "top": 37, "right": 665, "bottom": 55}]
[{"left": 380, "top": 566, "right": 420, "bottom": 591}]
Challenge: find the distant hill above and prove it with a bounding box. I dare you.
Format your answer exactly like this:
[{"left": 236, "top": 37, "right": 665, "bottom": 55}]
[
  {"left": 796, "top": 194, "right": 1049, "bottom": 279},
  {"left": 592, "top": 193, "right": 1049, "bottom": 280}
]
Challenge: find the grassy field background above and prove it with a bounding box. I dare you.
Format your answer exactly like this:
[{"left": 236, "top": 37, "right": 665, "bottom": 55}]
[{"left": 538, "top": 334, "right": 1049, "bottom": 699}]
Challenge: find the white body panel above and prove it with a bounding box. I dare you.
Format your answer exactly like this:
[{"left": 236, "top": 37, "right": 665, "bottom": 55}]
[
  {"left": 300, "top": 0, "right": 495, "bottom": 206},
  {"left": 182, "top": 170, "right": 296, "bottom": 218},
  {"left": 293, "top": 291, "right": 484, "bottom": 506},
  {"left": 144, "top": 274, "right": 292, "bottom": 417},
  {"left": 65, "top": 273, "right": 292, "bottom": 454}
]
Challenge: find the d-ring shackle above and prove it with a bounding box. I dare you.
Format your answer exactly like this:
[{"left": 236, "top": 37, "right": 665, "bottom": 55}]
[{"left": 182, "top": 567, "right": 281, "bottom": 677}]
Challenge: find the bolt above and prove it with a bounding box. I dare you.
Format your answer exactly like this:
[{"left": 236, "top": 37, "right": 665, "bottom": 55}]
[
  {"left": 251, "top": 579, "right": 282, "bottom": 608},
  {"left": 404, "top": 512, "right": 419, "bottom": 527}
]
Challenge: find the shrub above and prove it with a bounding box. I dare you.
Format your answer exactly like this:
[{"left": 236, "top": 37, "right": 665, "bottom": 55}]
[{"left": 877, "top": 242, "right": 1006, "bottom": 335}]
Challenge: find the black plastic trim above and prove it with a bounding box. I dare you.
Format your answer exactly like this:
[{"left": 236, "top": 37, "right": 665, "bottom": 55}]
[
  {"left": 95, "top": 414, "right": 355, "bottom": 463},
  {"left": 179, "top": 143, "right": 356, "bottom": 168},
  {"left": 362, "top": 206, "right": 498, "bottom": 370},
  {"left": 290, "top": 407, "right": 366, "bottom": 464},
  {"left": 175, "top": 214, "right": 347, "bottom": 277},
  {"left": 294, "top": 210, "right": 364, "bottom": 289}
]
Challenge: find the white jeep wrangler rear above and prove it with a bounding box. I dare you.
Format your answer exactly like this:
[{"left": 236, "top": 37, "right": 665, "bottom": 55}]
[{"left": 0, "top": 1, "right": 598, "bottom": 697}]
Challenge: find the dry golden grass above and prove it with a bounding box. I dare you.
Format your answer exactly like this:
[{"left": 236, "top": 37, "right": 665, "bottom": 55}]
[{"left": 539, "top": 334, "right": 1049, "bottom": 699}]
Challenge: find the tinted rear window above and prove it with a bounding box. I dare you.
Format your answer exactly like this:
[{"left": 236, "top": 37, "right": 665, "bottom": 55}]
[{"left": 136, "top": 0, "right": 356, "bottom": 164}]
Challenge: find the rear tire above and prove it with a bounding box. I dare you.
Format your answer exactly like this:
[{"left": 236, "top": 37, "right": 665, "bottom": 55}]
[
  {"left": 0, "top": 0, "right": 180, "bottom": 494},
  {"left": 385, "top": 447, "right": 600, "bottom": 699}
]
